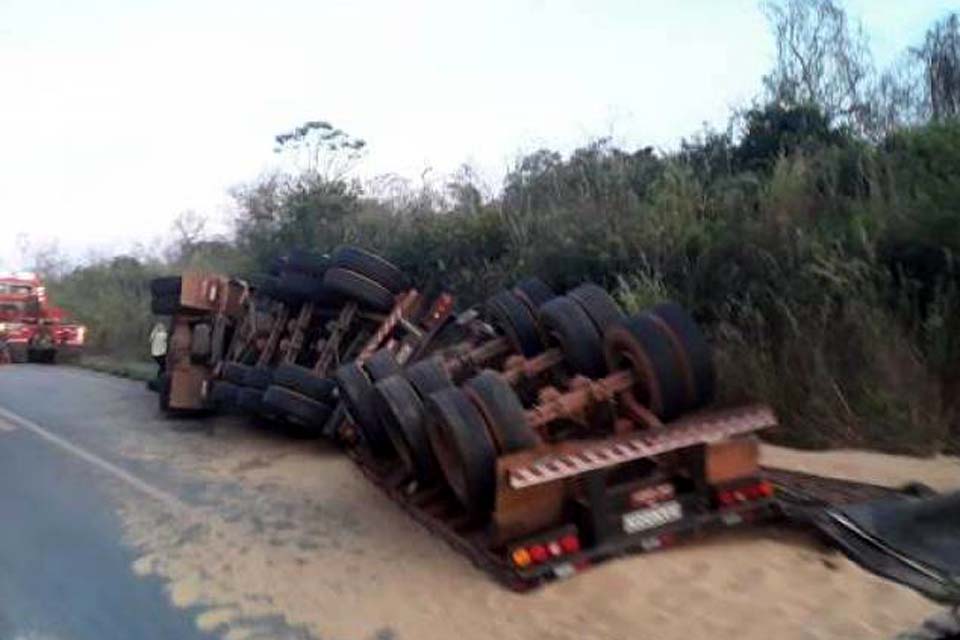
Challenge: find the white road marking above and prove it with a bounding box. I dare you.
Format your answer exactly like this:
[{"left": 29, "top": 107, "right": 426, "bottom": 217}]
[
  {"left": 0, "top": 404, "right": 191, "bottom": 516},
  {"left": 0, "top": 415, "right": 17, "bottom": 432}
]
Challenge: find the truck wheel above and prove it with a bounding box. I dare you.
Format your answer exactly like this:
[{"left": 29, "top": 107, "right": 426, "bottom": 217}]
[
  {"left": 463, "top": 370, "right": 539, "bottom": 453},
  {"left": 486, "top": 290, "right": 543, "bottom": 358},
  {"left": 262, "top": 385, "right": 331, "bottom": 430},
  {"left": 362, "top": 348, "right": 401, "bottom": 382},
  {"left": 27, "top": 349, "right": 56, "bottom": 364},
  {"left": 151, "top": 294, "right": 179, "bottom": 315},
  {"left": 330, "top": 246, "right": 408, "bottom": 294},
  {"left": 512, "top": 277, "right": 555, "bottom": 314},
  {"left": 256, "top": 275, "right": 293, "bottom": 304},
  {"left": 279, "top": 271, "right": 340, "bottom": 305},
  {"left": 8, "top": 344, "right": 27, "bottom": 364},
  {"left": 243, "top": 366, "right": 273, "bottom": 390},
  {"left": 604, "top": 314, "right": 688, "bottom": 421},
  {"left": 323, "top": 267, "right": 395, "bottom": 312},
  {"left": 273, "top": 363, "right": 336, "bottom": 401},
  {"left": 150, "top": 276, "right": 182, "bottom": 297},
  {"left": 538, "top": 296, "right": 607, "bottom": 378},
  {"left": 567, "top": 283, "right": 625, "bottom": 336},
  {"left": 373, "top": 375, "right": 437, "bottom": 481},
  {"left": 236, "top": 387, "right": 264, "bottom": 414},
  {"left": 210, "top": 380, "right": 240, "bottom": 408},
  {"left": 335, "top": 361, "right": 393, "bottom": 456},
  {"left": 222, "top": 362, "right": 251, "bottom": 385},
  {"left": 651, "top": 302, "right": 716, "bottom": 409},
  {"left": 424, "top": 387, "right": 497, "bottom": 514},
  {"left": 190, "top": 324, "right": 212, "bottom": 363},
  {"left": 404, "top": 357, "right": 454, "bottom": 399},
  {"left": 282, "top": 249, "right": 330, "bottom": 278}
]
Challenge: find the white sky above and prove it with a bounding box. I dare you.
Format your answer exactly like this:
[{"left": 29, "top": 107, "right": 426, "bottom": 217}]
[{"left": 0, "top": 0, "right": 954, "bottom": 269}]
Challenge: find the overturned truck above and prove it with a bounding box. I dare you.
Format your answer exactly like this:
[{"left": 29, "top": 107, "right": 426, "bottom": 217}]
[{"left": 148, "top": 247, "right": 960, "bottom": 602}]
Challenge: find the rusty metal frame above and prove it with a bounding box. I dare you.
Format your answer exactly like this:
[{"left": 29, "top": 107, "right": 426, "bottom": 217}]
[
  {"left": 256, "top": 305, "right": 290, "bottom": 367},
  {"left": 313, "top": 302, "right": 358, "bottom": 375}
]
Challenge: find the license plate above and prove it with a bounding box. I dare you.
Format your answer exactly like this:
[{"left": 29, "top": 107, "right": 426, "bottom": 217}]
[{"left": 622, "top": 500, "right": 683, "bottom": 534}]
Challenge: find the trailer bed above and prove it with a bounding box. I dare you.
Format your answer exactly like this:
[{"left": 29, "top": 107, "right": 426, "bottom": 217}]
[{"left": 345, "top": 446, "right": 927, "bottom": 591}]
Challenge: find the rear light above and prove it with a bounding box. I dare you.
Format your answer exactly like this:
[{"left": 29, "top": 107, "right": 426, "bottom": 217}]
[
  {"left": 511, "top": 548, "right": 532, "bottom": 568},
  {"left": 559, "top": 534, "right": 580, "bottom": 554},
  {"left": 510, "top": 530, "right": 583, "bottom": 569},
  {"left": 528, "top": 545, "right": 549, "bottom": 564},
  {"left": 715, "top": 479, "right": 775, "bottom": 508}
]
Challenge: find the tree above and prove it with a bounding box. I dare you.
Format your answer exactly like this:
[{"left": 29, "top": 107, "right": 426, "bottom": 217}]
[
  {"left": 735, "top": 103, "right": 845, "bottom": 170},
  {"left": 867, "top": 53, "right": 927, "bottom": 138},
  {"left": 913, "top": 13, "right": 960, "bottom": 122},
  {"left": 761, "top": 0, "right": 874, "bottom": 134},
  {"left": 166, "top": 210, "right": 208, "bottom": 264},
  {"left": 273, "top": 120, "right": 366, "bottom": 180}
]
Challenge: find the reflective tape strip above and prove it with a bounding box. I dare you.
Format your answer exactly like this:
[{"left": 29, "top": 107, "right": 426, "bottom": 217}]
[{"left": 508, "top": 406, "right": 776, "bottom": 489}]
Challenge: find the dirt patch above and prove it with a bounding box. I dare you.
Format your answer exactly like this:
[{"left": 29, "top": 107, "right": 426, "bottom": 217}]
[
  {"left": 762, "top": 444, "right": 960, "bottom": 492},
  {"left": 117, "top": 417, "right": 957, "bottom": 640}
]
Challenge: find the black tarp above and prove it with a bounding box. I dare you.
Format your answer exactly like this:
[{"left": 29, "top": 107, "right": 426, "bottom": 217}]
[{"left": 802, "top": 491, "right": 960, "bottom": 604}]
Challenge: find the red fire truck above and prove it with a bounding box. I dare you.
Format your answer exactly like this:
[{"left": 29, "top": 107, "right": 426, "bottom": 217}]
[{"left": 0, "top": 272, "right": 85, "bottom": 363}]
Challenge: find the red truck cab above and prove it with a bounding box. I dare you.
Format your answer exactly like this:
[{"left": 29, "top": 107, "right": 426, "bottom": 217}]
[{"left": 0, "top": 272, "right": 85, "bottom": 363}]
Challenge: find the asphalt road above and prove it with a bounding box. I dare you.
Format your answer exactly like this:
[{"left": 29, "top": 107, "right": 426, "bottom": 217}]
[{"left": 0, "top": 365, "right": 219, "bottom": 640}]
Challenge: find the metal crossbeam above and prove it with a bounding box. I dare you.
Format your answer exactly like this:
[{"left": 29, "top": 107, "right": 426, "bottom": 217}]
[{"left": 507, "top": 405, "right": 777, "bottom": 489}]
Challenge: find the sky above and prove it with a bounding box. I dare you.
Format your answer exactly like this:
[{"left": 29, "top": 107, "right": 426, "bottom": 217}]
[{"left": 0, "top": 0, "right": 955, "bottom": 270}]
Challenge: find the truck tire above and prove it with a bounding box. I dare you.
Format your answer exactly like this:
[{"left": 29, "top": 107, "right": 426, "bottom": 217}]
[
  {"left": 262, "top": 385, "right": 331, "bottom": 429},
  {"left": 26, "top": 348, "right": 56, "bottom": 364},
  {"left": 512, "top": 277, "right": 555, "bottom": 314},
  {"left": 404, "top": 357, "right": 454, "bottom": 399},
  {"left": 486, "top": 290, "right": 543, "bottom": 358},
  {"left": 538, "top": 296, "right": 607, "bottom": 378},
  {"left": 330, "top": 246, "right": 407, "bottom": 294},
  {"left": 243, "top": 366, "right": 273, "bottom": 390},
  {"left": 7, "top": 343, "right": 27, "bottom": 364},
  {"left": 222, "top": 362, "right": 251, "bottom": 385},
  {"left": 256, "top": 274, "right": 315, "bottom": 306},
  {"left": 272, "top": 363, "right": 336, "bottom": 402},
  {"left": 424, "top": 387, "right": 497, "bottom": 514},
  {"left": 151, "top": 294, "right": 179, "bottom": 315},
  {"left": 150, "top": 276, "right": 182, "bottom": 297},
  {"left": 567, "top": 283, "right": 625, "bottom": 336},
  {"left": 463, "top": 370, "right": 539, "bottom": 453},
  {"left": 282, "top": 249, "right": 330, "bottom": 278},
  {"left": 651, "top": 302, "right": 716, "bottom": 409},
  {"left": 362, "top": 348, "right": 401, "bottom": 382},
  {"left": 279, "top": 271, "right": 339, "bottom": 305},
  {"left": 604, "top": 314, "right": 688, "bottom": 421},
  {"left": 210, "top": 380, "right": 240, "bottom": 408},
  {"left": 323, "top": 267, "right": 395, "bottom": 312},
  {"left": 236, "top": 387, "right": 264, "bottom": 414},
  {"left": 190, "top": 324, "right": 212, "bottom": 363},
  {"left": 336, "top": 361, "right": 392, "bottom": 456},
  {"left": 373, "top": 375, "right": 437, "bottom": 481}
]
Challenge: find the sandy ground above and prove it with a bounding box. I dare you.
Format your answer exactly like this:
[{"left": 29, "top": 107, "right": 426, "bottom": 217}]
[{"left": 116, "top": 417, "right": 960, "bottom": 640}]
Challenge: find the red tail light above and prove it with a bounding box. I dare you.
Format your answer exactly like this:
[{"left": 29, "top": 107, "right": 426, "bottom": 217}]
[
  {"left": 528, "top": 545, "right": 548, "bottom": 564},
  {"left": 510, "top": 531, "right": 583, "bottom": 569},
  {"left": 716, "top": 479, "right": 774, "bottom": 508},
  {"left": 559, "top": 534, "right": 580, "bottom": 554}
]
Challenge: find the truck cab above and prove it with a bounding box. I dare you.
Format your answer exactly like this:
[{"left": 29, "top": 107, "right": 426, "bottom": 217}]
[{"left": 0, "top": 272, "right": 85, "bottom": 363}]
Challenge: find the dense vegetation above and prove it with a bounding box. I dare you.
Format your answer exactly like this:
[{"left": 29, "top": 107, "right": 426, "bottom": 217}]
[{"left": 42, "top": 1, "right": 960, "bottom": 453}]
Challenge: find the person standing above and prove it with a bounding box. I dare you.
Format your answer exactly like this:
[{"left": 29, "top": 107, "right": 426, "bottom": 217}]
[
  {"left": 149, "top": 321, "right": 168, "bottom": 373},
  {"left": 0, "top": 330, "right": 11, "bottom": 365}
]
